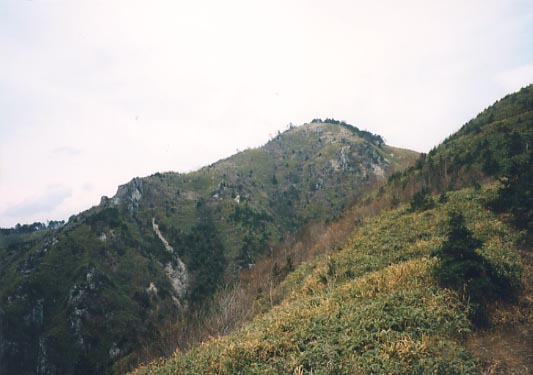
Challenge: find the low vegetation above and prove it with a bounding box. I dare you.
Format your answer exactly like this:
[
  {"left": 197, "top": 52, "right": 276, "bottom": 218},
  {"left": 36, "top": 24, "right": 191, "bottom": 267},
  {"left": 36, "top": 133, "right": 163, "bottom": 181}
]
[
  {"left": 131, "top": 185, "right": 523, "bottom": 374},
  {"left": 2, "top": 86, "right": 531, "bottom": 374}
]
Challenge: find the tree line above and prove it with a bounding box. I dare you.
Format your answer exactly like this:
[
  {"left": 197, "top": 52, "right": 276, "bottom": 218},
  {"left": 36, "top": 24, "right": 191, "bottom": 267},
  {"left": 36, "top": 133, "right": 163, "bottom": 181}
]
[{"left": 0, "top": 220, "right": 65, "bottom": 235}]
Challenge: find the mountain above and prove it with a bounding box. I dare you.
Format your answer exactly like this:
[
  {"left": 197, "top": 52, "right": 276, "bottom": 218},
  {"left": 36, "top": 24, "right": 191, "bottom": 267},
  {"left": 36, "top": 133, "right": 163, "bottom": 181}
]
[
  {"left": 130, "top": 86, "right": 532, "bottom": 375},
  {"left": 0, "top": 121, "right": 417, "bottom": 375},
  {"left": 388, "top": 85, "right": 533, "bottom": 195}
]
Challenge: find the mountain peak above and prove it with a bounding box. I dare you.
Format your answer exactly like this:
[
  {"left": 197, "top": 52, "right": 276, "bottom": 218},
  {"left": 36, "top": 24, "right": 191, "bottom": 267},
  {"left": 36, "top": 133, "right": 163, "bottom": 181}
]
[{"left": 0, "top": 118, "right": 417, "bottom": 375}]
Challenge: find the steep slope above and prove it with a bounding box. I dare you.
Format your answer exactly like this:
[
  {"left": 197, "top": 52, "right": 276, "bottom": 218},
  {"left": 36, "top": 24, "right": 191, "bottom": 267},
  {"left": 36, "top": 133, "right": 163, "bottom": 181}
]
[
  {"left": 0, "top": 122, "right": 417, "bottom": 375},
  {"left": 131, "top": 186, "right": 523, "bottom": 375},
  {"left": 130, "top": 86, "right": 532, "bottom": 375}
]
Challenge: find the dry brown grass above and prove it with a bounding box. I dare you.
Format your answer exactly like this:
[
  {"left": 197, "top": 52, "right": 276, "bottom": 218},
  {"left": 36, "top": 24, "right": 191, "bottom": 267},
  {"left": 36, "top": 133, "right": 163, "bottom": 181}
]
[{"left": 119, "top": 184, "right": 396, "bottom": 372}]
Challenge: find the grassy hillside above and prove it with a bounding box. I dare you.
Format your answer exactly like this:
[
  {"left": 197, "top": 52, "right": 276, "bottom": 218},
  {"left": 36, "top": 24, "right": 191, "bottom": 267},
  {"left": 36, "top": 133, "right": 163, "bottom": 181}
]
[
  {"left": 2, "top": 85, "right": 530, "bottom": 375},
  {"left": 131, "top": 185, "right": 523, "bottom": 375},
  {"left": 130, "top": 86, "right": 532, "bottom": 375},
  {"left": 0, "top": 122, "right": 417, "bottom": 375}
]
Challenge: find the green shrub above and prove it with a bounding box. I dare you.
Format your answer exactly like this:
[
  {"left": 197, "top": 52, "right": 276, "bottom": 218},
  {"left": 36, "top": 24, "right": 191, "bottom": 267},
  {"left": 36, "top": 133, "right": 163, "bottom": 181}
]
[
  {"left": 409, "top": 188, "right": 435, "bottom": 212},
  {"left": 491, "top": 149, "right": 533, "bottom": 235},
  {"left": 432, "top": 210, "right": 516, "bottom": 325}
]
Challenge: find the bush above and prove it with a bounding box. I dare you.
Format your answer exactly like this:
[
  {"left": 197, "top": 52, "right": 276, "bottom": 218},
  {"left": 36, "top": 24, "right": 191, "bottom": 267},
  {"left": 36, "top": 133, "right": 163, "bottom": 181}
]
[
  {"left": 433, "top": 211, "right": 484, "bottom": 288},
  {"left": 432, "top": 211, "right": 515, "bottom": 325},
  {"left": 409, "top": 188, "right": 435, "bottom": 212},
  {"left": 491, "top": 149, "right": 533, "bottom": 234}
]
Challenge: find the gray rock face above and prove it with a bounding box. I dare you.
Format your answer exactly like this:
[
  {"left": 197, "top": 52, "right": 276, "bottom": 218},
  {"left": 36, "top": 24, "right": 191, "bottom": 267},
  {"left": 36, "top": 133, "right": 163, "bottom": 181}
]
[
  {"left": 1, "top": 292, "right": 53, "bottom": 375},
  {"left": 152, "top": 218, "right": 188, "bottom": 300},
  {"left": 66, "top": 267, "right": 106, "bottom": 353},
  {"left": 112, "top": 177, "right": 144, "bottom": 213},
  {"left": 108, "top": 342, "right": 121, "bottom": 360},
  {"left": 164, "top": 262, "right": 188, "bottom": 301},
  {"left": 98, "top": 232, "right": 107, "bottom": 242},
  {"left": 36, "top": 337, "right": 56, "bottom": 375},
  {"left": 27, "top": 299, "right": 44, "bottom": 327}
]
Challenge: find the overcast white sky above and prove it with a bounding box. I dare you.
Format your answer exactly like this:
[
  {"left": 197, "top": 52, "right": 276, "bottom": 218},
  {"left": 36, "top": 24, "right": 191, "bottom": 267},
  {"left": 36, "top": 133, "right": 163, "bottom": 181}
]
[{"left": 1, "top": 0, "right": 533, "bottom": 227}]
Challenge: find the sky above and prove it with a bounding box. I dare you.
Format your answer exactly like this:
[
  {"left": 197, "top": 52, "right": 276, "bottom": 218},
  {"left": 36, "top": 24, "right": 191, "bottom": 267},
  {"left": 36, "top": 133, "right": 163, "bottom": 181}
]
[{"left": 1, "top": 0, "right": 533, "bottom": 227}]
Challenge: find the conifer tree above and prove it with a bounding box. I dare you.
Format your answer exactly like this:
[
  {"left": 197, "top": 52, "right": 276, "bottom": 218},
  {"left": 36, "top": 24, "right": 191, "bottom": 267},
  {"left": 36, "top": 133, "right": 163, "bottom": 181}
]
[
  {"left": 495, "top": 146, "right": 532, "bottom": 234},
  {"left": 433, "top": 211, "right": 484, "bottom": 291}
]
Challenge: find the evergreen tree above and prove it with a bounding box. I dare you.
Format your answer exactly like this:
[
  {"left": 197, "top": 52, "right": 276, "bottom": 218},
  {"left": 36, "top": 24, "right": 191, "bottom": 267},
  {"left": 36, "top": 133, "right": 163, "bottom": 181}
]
[
  {"left": 496, "top": 148, "right": 532, "bottom": 234},
  {"left": 481, "top": 148, "right": 499, "bottom": 175},
  {"left": 433, "top": 211, "right": 484, "bottom": 291},
  {"left": 433, "top": 211, "right": 517, "bottom": 324},
  {"left": 491, "top": 132, "right": 532, "bottom": 234},
  {"left": 409, "top": 188, "right": 435, "bottom": 212},
  {"left": 182, "top": 220, "right": 226, "bottom": 303}
]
